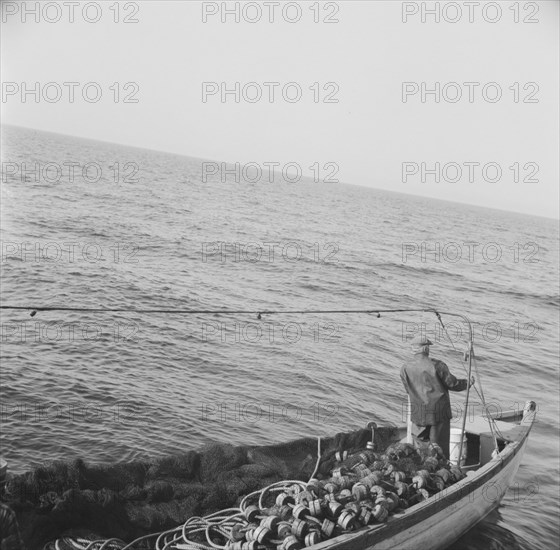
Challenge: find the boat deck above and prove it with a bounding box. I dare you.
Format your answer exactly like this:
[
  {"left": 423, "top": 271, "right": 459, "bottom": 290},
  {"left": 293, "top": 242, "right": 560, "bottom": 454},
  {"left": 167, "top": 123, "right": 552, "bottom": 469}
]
[{"left": 465, "top": 416, "right": 527, "bottom": 442}]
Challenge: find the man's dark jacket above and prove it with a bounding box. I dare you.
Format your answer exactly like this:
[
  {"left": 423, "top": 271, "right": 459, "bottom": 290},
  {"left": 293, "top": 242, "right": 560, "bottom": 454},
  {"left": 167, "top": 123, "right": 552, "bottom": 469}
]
[{"left": 400, "top": 353, "right": 467, "bottom": 426}]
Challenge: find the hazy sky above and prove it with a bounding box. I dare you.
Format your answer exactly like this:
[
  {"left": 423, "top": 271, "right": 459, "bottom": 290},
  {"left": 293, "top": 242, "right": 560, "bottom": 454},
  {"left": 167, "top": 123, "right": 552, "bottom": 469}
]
[{"left": 1, "top": 0, "right": 559, "bottom": 218}]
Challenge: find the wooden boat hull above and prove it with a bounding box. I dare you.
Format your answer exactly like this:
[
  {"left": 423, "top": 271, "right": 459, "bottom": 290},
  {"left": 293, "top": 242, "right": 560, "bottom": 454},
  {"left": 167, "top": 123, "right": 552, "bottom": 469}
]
[{"left": 313, "top": 404, "right": 536, "bottom": 550}]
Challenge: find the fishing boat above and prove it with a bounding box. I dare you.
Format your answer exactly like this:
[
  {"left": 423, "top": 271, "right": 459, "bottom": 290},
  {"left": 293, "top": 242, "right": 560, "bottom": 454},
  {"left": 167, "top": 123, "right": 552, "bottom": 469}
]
[
  {"left": 313, "top": 400, "right": 536, "bottom": 550},
  {"left": 308, "top": 308, "right": 537, "bottom": 549},
  {"left": 0, "top": 307, "right": 537, "bottom": 550}
]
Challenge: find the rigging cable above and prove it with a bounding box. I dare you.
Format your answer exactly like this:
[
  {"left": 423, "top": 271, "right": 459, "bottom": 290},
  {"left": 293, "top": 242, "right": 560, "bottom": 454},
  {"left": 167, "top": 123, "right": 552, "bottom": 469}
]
[
  {"left": 1, "top": 304, "right": 500, "bottom": 455},
  {"left": 434, "top": 312, "right": 500, "bottom": 455}
]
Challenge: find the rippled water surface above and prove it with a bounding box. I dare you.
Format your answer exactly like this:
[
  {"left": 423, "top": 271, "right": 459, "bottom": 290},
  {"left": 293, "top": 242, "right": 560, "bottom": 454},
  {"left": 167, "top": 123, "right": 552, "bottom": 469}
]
[{"left": 1, "top": 126, "right": 559, "bottom": 549}]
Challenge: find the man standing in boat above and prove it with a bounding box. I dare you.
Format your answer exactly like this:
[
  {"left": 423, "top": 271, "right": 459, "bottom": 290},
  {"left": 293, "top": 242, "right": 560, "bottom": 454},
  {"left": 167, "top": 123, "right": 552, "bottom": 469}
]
[{"left": 400, "top": 335, "right": 474, "bottom": 459}]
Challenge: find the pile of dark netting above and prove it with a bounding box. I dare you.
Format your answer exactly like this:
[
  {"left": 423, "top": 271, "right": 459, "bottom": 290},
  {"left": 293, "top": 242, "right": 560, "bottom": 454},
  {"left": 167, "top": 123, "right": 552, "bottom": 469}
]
[{"left": 3, "top": 427, "right": 398, "bottom": 550}]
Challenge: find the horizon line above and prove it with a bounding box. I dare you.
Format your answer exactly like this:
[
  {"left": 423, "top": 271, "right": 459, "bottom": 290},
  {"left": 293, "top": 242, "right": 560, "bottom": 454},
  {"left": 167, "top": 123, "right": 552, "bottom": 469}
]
[{"left": 2, "top": 123, "right": 559, "bottom": 222}]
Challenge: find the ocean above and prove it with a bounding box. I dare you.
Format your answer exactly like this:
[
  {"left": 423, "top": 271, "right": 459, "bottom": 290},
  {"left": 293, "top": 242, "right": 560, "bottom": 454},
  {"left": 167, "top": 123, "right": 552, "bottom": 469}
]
[{"left": 1, "top": 125, "right": 558, "bottom": 549}]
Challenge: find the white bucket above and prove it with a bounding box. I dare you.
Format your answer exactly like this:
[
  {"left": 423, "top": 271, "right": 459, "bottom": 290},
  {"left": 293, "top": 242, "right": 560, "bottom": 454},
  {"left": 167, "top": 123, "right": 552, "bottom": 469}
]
[{"left": 449, "top": 428, "right": 467, "bottom": 466}]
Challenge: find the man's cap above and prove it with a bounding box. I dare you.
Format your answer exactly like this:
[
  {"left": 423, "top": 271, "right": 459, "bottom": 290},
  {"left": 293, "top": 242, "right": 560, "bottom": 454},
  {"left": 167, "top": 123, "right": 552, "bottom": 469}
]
[{"left": 410, "top": 335, "right": 433, "bottom": 347}]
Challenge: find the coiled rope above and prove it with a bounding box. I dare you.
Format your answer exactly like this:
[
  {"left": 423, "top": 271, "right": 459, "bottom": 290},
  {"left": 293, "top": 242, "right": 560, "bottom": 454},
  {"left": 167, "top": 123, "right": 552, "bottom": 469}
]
[{"left": 78, "top": 480, "right": 311, "bottom": 550}]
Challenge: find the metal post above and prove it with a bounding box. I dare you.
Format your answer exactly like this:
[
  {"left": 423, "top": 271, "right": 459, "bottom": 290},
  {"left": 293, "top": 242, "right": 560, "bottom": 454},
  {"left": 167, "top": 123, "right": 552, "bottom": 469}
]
[
  {"left": 406, "top": 395, "right": 413, "bottom": 444},
  {"left": 457, "top": 339, "right": 473, "bottom": 467}
]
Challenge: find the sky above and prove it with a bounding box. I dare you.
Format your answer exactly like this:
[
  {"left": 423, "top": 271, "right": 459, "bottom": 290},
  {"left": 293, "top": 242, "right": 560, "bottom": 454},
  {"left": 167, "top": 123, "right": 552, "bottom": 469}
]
[{"left": 1, "top": 0, "right": 559, "bottom": 218}]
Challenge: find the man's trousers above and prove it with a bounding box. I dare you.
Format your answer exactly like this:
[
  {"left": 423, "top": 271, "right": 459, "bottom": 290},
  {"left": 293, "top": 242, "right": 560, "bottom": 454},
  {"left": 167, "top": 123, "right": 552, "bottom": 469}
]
[{"left": 411, "top": 419, "right": 450, "bottom": 459}]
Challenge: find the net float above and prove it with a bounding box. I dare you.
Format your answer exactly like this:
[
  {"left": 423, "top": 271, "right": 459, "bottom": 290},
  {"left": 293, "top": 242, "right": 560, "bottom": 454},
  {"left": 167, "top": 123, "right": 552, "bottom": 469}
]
[
  {"left": 375, "top": 496, "right": 391, "bottom": 510},
  {"left": 280, "top": 535, "right": 302, "bottom": 550},
  {"left": 306, "top": 516, "right": 323, "bottom": 528},
  {"left": 357, "top": 467, "right": 373, "bottom": 480},
  {"left": 292, "top": 504, "right": 309, "bottom": 520},
  {"left": 449, "top": 467, "right": 466, "bottom": 482},
  {"left": 331, "top": 467, "right": 344, "bottom": 479},
  {"left": 261, "top": 516, "right": 280, "bottom": 533},
  {"left": 361, "top": 474, "right": 379, "bottom": 489},
  {"left": 384, "top": 464, "right": 396, "bottom": 476},
  {"left": 276, "top": 493, "right": 295, "bottom": 507},
  {"left": 245, "top": 505, "right": 260, "bottom": 523},
  {"left": 344, "top": 502, "right": 360, "bottom": 515},
  {"left": 351, "top": 482, "right": 368, "bottom": 502},
  {"left": 366, "top": 422, "right": 377, "bottom": 451},
  {"left": 358, "top": 507, "right": 373, "bottom": 525},
  {"left": 370, "top": 485, "right": 386, "bottom": 498},
  {"left": 436, "top": 468, "right": 452, "bottom": 484},
  {"left": 327, "top": 501, "right": 343, "bottom": 518},
  {"left": 432, "top": 475, "right": 446, "bottom": 491},
  {"left": 296, "top": 491, "right": 313, "bottom": 506},
  {"left": 338, "top": 476, "right": 354, "bottom": 490},
  {"left": 337, "top": 510, "right": 356, "bottom": 530},
  {"left": 352, "top": 463, "right": 368, "bottom": 474},
  {"left": 241, "top": 543, "right": 262, "bottom": 550},
  {"left": 225, "top": 542, "right": 244, "bottom": 550},
  {"left": 335, "top": 451, "right": 348, "bottom": 462},
  {"left": 304, "top": 532, "right": 321, "bottom": 547},
  {"left": 337, "top": 489, "right": 352, "bottom": 504},
  {"left": 391, "top": 471, "right": 407, "bottom": 483},
  {"left": 321, "top": 519, "right": 336, "bottom": 538},
  {"left": 253, "top": 525, "right": 272, "bottom": 544},
  {"left": 412, "top": 475, "right": 427, "bottom": 489},
  {"left": 277, "top": 522, "right": 292, "bottom": 539},
  {"left": 394, "top": 481, "right": 409, "bottom": 497},
  {"left": 423, "top": 457, "right": 440, "bottom": 472},
  {"left": 245, "top": 528, "right": 257, "bottom": 542},
  {"left": 359, "top": 451, "right": 376, "bottom": 463},
  {"left": 324, "top": 493, "right": 337, "bottom": 502},
  {"left": 323, "top": 482, "right": 338, "bottom": 494},
  {"left": 372, "top": 504, "right": 389, "bottom": 522},
  {"left": 308, "top": 499, "right": 324, "bottom": 517},
  {"left": 291, "top": 518, "right": 309, "bottom": 539}
]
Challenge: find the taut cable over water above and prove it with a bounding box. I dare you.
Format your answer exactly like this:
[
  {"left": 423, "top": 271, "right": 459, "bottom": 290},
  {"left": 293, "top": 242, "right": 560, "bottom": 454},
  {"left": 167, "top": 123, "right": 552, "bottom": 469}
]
[{"left": 0, "top": 304, "right": 500, "bottom": 461}]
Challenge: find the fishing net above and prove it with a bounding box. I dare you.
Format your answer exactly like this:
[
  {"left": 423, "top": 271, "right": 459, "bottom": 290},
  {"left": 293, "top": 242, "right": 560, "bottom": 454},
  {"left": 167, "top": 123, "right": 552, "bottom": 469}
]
[{"left": 5, "top": 426, "right": 465, "bottom": 550}]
